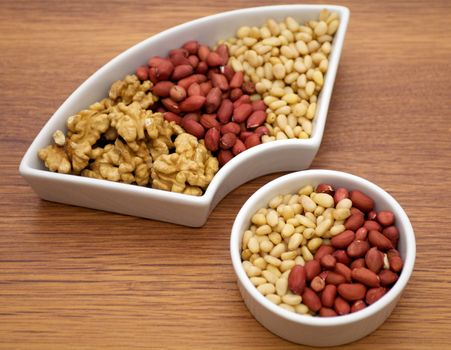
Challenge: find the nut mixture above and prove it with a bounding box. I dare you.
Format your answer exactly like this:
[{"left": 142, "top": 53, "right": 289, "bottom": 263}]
[
  {"left": 241, "top": 183, "right": 403, "bottom": 316},
  {"left": 135, "top": 41, "right": 268, "bottom": 166},
  {"left": 39, "top": 74, "right": 218, "bottom": 195},
  {"left": 40, "top": 10, "right": 339, "bottom": 194},
  {"left": 224, "top": 9, "right": 339, "bottom": 141}
]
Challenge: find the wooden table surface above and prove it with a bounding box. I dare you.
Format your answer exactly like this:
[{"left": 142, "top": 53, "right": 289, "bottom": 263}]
[{"left": 1, "top": 0, "right": 451, "bottom": 348}]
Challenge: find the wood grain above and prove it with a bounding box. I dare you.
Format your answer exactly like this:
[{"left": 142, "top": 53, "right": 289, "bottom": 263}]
[{"left": 1, "top": 0, "right": 451, "bottom": 348}]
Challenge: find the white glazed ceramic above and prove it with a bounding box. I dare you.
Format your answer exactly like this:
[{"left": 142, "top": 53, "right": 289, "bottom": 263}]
[
  {"left": 230, "top": 170, "right": 415, "bottom": 346},
  {"left": 19, "top": 5, "right": 350, "bottom": 227}
]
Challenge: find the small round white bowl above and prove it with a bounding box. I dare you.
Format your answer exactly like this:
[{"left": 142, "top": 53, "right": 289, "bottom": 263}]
[{"left": 230, "top": 170, "right": 415, "bottom": 346}]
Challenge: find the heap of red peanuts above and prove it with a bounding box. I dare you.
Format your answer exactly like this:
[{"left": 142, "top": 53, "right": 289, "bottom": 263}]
[
  {"left": 288, "top": 184, "right": 404, "bottom": 316},
  {"left": 135, "top": 40, "right": 268, "bottom": 166}
]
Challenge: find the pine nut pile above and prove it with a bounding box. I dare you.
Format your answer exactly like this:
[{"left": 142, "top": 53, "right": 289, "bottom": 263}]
[{"left": 222, "top": 9, "right": 339, "bottom": 141}]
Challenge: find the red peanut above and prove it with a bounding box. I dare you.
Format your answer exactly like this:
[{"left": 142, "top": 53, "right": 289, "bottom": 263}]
[
  {"left": 365, "top": 287, "right": 386, "bottom": 305},
  {"left": 217, "top": 99, "right": 233, "bottom": 123},
  {"left": 187, "top": 82, "right": 202, "bottom": 96},
  {"left": 320, "top": 254, "right": 337, "bottom": 269},
  {"left": 355, "top": 227, "right": 368, "bottom": 241},
  {"left": 153, "top": 81, "right": 175, "bottom": 97},
  {"left": 136, "top": 66, "right": 148, "bottom": 81},
  {"left": 337, "top": 283, "right": 367, "bottom": 301},
  {"left": 215, "top": 44, "right": 229, "bottom": 65},
  {"left": 377, "top": 211, "right": 395, "bottom": 227},
  {"left": 302, "top": 288, "right": 322, "bottom": 312},
  {"left": 182, "top": 40, "right": 199, "bottom": 54},
  {"left": 288, "top": 265, "right": 306, "bottom": 295},
  {"left": 350, "top": 258, "right": 366, "bottom": 270},
  {"left": 246, "top": 111, "right": 266, "bottom": 129},
  {"left": 205, "top": 87, "right": 222, "bottom": 113},
  {"left": 206, "top": 52, "right": 223, "bottom": 67},
  {"left": 351, "top": 267, "right": 380, "bottom": 287},
  {"left": 179, "top": 95, "right": 206, "bottom": 112},
  {"left": 347, "top": 240, "right": 370, "bottom": 258},
  {"left": 319, "top": 308, "right": 337, "bottom": 317},
  {"left": 316, "top": 183, "right": 335, "bottom": 195},
  {"left": 199, "top": 114, "right": 219, "bottom": 129},
  {"left": 211, "top": 73, "right": 229, "bottom": 91},
  {"left": 334, "top": 188, "right": 349, "bottom": 205},
  {"left": 334, "top": 263, "right": 352, "bottom": 282},
  {"left": 311, "top": 275, "right": 326, "bottom": 292},
  {"left": 305, "top": 260, "right": 321, "bottom": 281},
  {"left": 198, "top": 45, "right": 210, "bottom": 61},
  {"left": 368, "top": 230, "right": 393, "bottom": 251},
  {"left": 315, "top": 245, "right": 335, "bottom": 261},
  {"left": 244, "top": 134, "right": 261, "bottom": 149},
  {"left": 230, "top": 71, "right": 244, "bottom": 88},
  {"left": 350, "top": 190, "right": 374, "bottom": 213},
  {"left": 382, "top": 226, "right": 399, "bottom": 246},
  {"left": 379, "top": 270, "right": 399, "bottom": 286},
  {"left": 217, "top": 150, "right": 233, "bottom": 166},
  {"left": 334, "top": 296, "right": 351, "bottom": 315},
  {"left": 255, "top": 126, "right": 269, "bottom": 136},
  {"left": 387, "top": 249, "right": 403, "bottom": 272},
  {"left": 233, "top": 103, "right": 253, "bottom": 122},
  {"left": 220, "top": 133, "right": 237, "bottom": 150},
  {"left": 331, "top": 230, "right": 355, "bottom": 249},
  {"left": 223, "top": 65, "right": 235, "bottom": 82},
  {"left": 163, "top": 112, "right": 182, "bottom": 124},
  {"left": 204, "top": 127, "right": 220, "bottom": 152},
  {"left": 364, "top": 220, "right": 382, "bottom": 232},
  {"left": 169, "top": 85, "right": 186, "bottom": 102},
  {"left": 326, "top": 271, "right": 346, "bottom": 285},
  {"left": 333, "top": 250, "right": 352, "bottom": 266},
  {"left": 161, "top": 98, "right": 180, "bottom": 114},
  {"left": 221, "top": 122, "right": 240, "bottom": 135},
  {"left": 232, "top": 139, "right": 246, "bottom": 155},
  {"left": 365, "top": 247, "right": 384, "bottom": 273},
  {"left": 321, "top": 284, "right": 337, "bottom": 308},
  {"left": 182, "top": 119, "right": 205, "bottom": 139},
  {"left": 351, "top": 300, "right": 366, "bottom": 313},
  {"left": 344, "top": 213, "right": 365, "bottom": 231}
]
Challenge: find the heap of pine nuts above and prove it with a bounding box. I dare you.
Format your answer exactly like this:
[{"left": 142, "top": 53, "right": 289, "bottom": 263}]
[
  {"left": 241, "top": 185, "right": 350, "bottom": 314},
  {"left": 223, "top": 10, "right": 339, "bottom": 141}
]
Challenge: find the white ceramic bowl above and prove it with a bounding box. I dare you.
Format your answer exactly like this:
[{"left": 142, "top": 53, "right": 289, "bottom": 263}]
[
  {"left": 19, "top": 5, "right": 349, "bottom": 227},
  {"left": 230, "top": 170, "right": 415, "bottom": 346}
]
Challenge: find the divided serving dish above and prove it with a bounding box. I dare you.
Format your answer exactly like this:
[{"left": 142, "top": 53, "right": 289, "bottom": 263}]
[{"left": 19, "top": 5, "right": 350, "bottom": 226}]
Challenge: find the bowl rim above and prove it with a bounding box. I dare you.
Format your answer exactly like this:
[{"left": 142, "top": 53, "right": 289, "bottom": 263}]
[
  {"left": 19, "top": 4, "right": 350, "bottom": 206},
  {"left": 230, "top": 169, "right": 416, "bottom": 326}
]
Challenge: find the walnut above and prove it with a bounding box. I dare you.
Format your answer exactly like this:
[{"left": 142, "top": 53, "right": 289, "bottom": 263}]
[
  {"left": 109, "top": 74, "right": 156, "bottom": 109},
  {"left": 65, "top": 100, "right": 111, "bottom": 172},
  {"left": 109, "top": 101, "right": 152, "bottom": 152},
  {"left": 38, "top": 145, "right": 71, "bottom": 173},
  {"left": 38, "top": 74, "right": 219, "bottom": 196},
  {"left": 52, "top": 130, "right": 66, "bottom": 146},
  {"left": 82, "top": 139, "right": 151, "bottom": 186},
  {"left": 151, "top": 133, "right": 219, "bottom": 196},
  {"left": 144, "top": 112, "right": 184, "bottom": 159}
]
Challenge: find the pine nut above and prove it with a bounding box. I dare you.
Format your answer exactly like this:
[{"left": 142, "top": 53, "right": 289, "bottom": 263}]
[
  {"left": 266, "top": 294, "right": 282, "bottom": 304},
  {"left": 270, "top": 243, "right": 286, "bottom": 257},
  {"left": 282, "top": 293, "right": 302, "bottom": 306},
  {"left": 262, "top": 270, "right": 279, "bottom": 284},
  {"left": 257, "top": 283, "right": 276, "bottom": 296},
  {"left": 250, "top": 277, "right": 267, "bottom": 286},
  {"left": 264, "top": 255, "right": 282, "bottom": 267},
  {"left": 280, "top": 260, "right": 296, "bottom": 272},
  {"left": 276, "top": 277, "right": 289, "bottom": 296}
]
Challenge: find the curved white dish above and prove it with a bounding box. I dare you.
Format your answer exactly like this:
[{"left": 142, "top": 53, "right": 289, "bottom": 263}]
[
  {"left": 19, "top": 5, "right": 350, "bottom": 227},
  {"left": 230, "top": 170, "right": 416, "bottom": 346}
]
